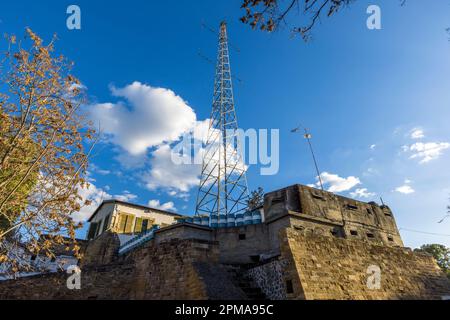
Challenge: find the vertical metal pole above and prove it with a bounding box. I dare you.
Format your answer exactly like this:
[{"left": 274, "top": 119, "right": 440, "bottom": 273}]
[{"left": 304, "top": 128, "right": 324, "bottom": 191}]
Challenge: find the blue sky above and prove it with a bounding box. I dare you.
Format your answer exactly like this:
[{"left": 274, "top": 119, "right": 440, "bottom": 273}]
[{"left": 1, "top": 0, "right": 450, "bottom": 247}]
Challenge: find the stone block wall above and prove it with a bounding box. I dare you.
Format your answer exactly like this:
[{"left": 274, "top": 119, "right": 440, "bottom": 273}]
[
  {"left": 0, "top": 238, "right": 222, "bottom": 300},
  {"left": 214, "top": 224, "right": 271, "bottom": 264},
  {"left": 1, "top": 225, "right": 450, "bottom": 300},
  {"left": 81, "top": 231, "right": 121, "bottom": 267},
  {"left": 264, "top": 184, "right": 403, "bottom": 247},
  {"left": 280, "top": 228, "right": 450, "bottom": 300},
  {"left": 246, "top": 258, "right": 287, "bottom": 300}
]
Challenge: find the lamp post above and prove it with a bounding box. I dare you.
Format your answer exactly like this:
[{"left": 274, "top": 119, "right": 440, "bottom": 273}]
[{"left": 291, "top": 124, "right": 324, "bottom": 191}]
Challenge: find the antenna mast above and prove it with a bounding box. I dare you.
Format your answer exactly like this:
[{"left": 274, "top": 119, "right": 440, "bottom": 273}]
[{"left": 195, "top": 21, "right": 250, "bottom": 221}]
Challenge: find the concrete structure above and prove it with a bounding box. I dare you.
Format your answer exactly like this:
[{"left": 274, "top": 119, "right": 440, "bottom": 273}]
[{"left": 1, "top": 184, "right": 450, "bottom": 300}]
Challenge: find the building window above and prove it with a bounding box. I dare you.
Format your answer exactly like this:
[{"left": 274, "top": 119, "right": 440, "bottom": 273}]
[
  {"left": 346, "top": 204, "right": 358, "bottom": 211},
  {"left": 286, "top": 280, "right": 294, "bottom": 294},
  {"left": 134, "top": 218, "right": 150, "bottom": 233},
  {"left": 367, "top": 233, "right": 375, "bottom": 239},
  {"left": 87, "top": 222, "right": 98, "bottom": 240},
  {"left": 388, "top": 236, "right": 394, "bottom": 242},
  {"left": 118, "top": 214, "right": 135, "bottom": 233},
  {"left": 350, "top": 230, "right": 358, "bottom": 236},
  {"left": 102, "top": 214, "right": 111, "bottom": 233},
  {"left": 30, "top": 255, "right": 37, "bottom": 261},
  {"left": 238, "top": 234, "right": 246, "bottom": 240},
  {"left": 95, "top": 221, "right": 102, "bottom": 237},
  {"left": 271, "top": 197, "right": 283, "bottom": 205},
  {"left": 134, "top": 217, "right": 143, "bottom": 233},
  {"left": 142, "top": 219, "right": 149, "bottom": 232},
  {"left": 125, "top": 215, "right": 134, "bottom": 233}
]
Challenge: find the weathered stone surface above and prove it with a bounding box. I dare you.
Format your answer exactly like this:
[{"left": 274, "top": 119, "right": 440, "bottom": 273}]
[
  {"left": 0, "top": 239, "right": 218, "bottom": 300},
  {"left": 279, "top": 228, "right": 450, "bottom": 300},
  {"left": 2, "top": 227, "right": 449, "bottom": 300},
  {"left": 265, "top": 184, "right": 403, "bottom": 247}
]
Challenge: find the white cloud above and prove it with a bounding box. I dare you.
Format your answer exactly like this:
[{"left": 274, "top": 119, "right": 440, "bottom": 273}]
[
  {"left": 144, "top": 144, "right": 201, "bottom": 192},
  {"left": 90, "top": 82, "right": 247, "bottom": 196},
  {"left": 90, "top": 82, "right": 197, "bottom": 155},
  {"left": 314, "top": 172, "right": 361, "bottom": 193},
  {"left": 394, "top": 185, "right": 415, "bottom": 195},
  {"left": 114, "top": 152, "right": 147, "bottom": 169},
  {"left": 89, "top": 83, "right": 217, "bottom": 195},
  {"left": 73, "top": 183, "right": 111, "bottom": 223},
  {"left": 148, "top": 199, "right": 177, "bottom": 212},
  {"left": 192, "top": 119, "right": 211, "bottom": 144},
  {"left": 143, "top": 122, "right": 247, "bottom": 193},
  {"left": 403, "top": 142, "right": 450, "bottom": 164},
  {"left": 410, "top": 128, "right": 425, "bottom": 139},
  {"left": 113, "top": 191, "right": 138, "bottom": 202},
  {"left": 350, "top": 188, "right": 375, "bottom": 199},
  {"left": 363, "top": 167, "right": 379, "bottom": 177},
  {"left": 168, "top": 190, "right": 190, "bottom": 200},
  {"left": 370, "top": 144, "right": 376, "bottom": 150},
  {"left": 90, "top": 163, "right": 111, "bottom": 175}
]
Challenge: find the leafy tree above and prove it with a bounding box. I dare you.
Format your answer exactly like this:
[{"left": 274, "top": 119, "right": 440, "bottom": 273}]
[
  {"left": 0, "top": 29, "right": 95, "bottom": 275},
  {"left": 240, "top": 0, "right": 405, "bottom": 41},
  {"left": 415, "top": 244, "right": 450, "bottom": 279},
  {"left": 247, "top": 187, "right": 265, "bottom": 210}
]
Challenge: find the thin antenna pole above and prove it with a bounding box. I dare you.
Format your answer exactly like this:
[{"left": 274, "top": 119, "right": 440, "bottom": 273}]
[
  {"left": 291, "top": 124, "right": 324, "bottom": 191},
  {"left": 304, "top": 128, "right": 324, "bottom": 191}
]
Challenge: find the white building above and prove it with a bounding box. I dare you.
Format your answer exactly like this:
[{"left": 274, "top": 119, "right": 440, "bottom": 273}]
[{"left": 86, "top": 199, "right": 181, "bottom": 240}]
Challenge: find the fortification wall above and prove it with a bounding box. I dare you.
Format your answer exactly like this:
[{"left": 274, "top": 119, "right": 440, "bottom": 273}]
[
  {"left": 279, "top": 228, "right": 450, "bottom": 300},
  {"left": 264, "top": 185, "right": 403, "bottom": 247},
  {"left": 0, "top": 239, "right": 224, "bottom": 300},
  {"left": 1, "top": 225, "right": 450, "bottom": 300}
]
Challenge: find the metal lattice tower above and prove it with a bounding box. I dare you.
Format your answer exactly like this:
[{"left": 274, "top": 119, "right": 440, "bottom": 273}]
[{"left": 195, "top": 21, "right": 250, "bottom": 220}]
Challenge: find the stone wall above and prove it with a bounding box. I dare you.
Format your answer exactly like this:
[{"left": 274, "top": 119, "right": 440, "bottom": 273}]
[
  {"left": 2, "top": 224, "right": 450, "bottom": 300},
  {"left": 81, "top": 231, "right": 121, "bottom": 267},
  {"left": 264, "top": 184, "right": 403, "bottom": 247},
  {"left": 280, "top": 228, "right": 450, "bottom": 300},
  {"left": 246, "top": 258, "right": 287, "bottom": 300},
  {"left": 0, "top": 239, "right": 226, "bottom": 300},
  {"left": 214, "top": 224, "right": 271, "bottom": 264}
]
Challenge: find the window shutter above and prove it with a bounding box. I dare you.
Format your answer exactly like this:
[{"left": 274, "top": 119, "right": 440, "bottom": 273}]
[
  {"left": 134, "top": 217, "right": 143, "bottom": 233},
  {"left": 124, "top": 215, "right": 134, "bottom": 234},
  {"left": 118, "top": 214, "right": 127, "bottom": 233},
  {"left": 87, "top": 222, "right": 98, "bottom": 239}
]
